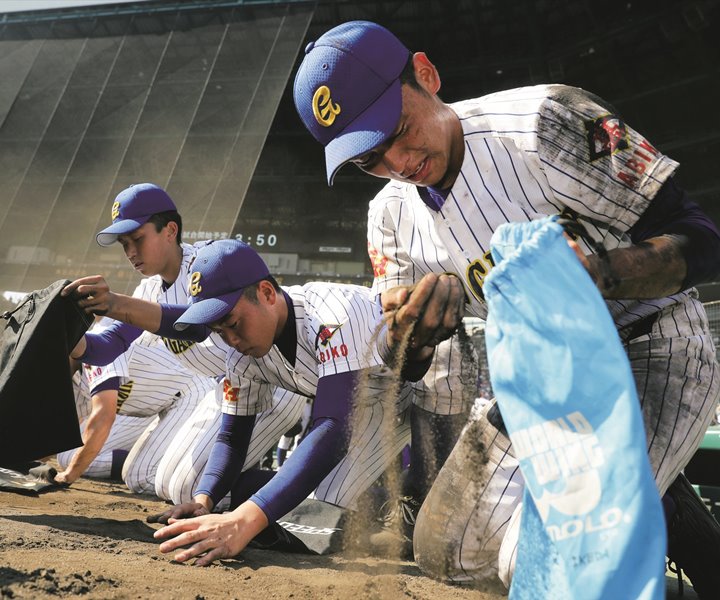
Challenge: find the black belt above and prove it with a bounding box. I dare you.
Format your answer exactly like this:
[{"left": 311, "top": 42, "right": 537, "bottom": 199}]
[{"left": 621, "top": 312, "right": 659, "bottom": 342}]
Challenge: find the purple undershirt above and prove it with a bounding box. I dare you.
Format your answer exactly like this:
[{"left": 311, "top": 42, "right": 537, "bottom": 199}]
[
  {"left": 627, "top": 177, "right": 720, "bottom": 288},
  {"left": 196, "top": 374, "right": 354, "bottom": 521},
  {"left": 417, "top": 185, "right": 450, "bottom": 211}
]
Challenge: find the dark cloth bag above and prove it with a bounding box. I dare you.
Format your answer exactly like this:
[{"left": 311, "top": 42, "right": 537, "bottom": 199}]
[
  {"left": 248, "top": 498, "right": 348, "bottom": 555},
  {"left": 276, "top": 498, "right": 348, "bottom": 555},
  {"left": 0, "top": 280, "right": 92, "bottom": 464}
]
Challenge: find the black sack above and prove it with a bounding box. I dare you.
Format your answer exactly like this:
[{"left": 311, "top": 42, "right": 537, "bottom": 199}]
[
  {"left": 0, "top": 280, "right": 92, "bottom": 464},
  {"left": 0, "top": 462, "right": 62, "bottom": 495},
  {"left": 247, "top": 498, "right": 348, "bottom": 556},
  {"left": 277, "top": 498, "right": 348, "bottom": 555}
]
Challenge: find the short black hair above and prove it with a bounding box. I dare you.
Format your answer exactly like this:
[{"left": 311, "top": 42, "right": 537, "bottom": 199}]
[
  {"left": 242, "top": 276, "right": 281, "bottom": 304},
  {"left": 399, "top": 53, "right": 421, "bottom": 89},
  {"left": 147, "top": 210, "right": 183, "bottom": 245}
]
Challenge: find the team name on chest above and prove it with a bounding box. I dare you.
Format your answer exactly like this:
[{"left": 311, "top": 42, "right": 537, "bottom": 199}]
[{"left": 317, "top": 344, "right": 349, "bottom": 363}]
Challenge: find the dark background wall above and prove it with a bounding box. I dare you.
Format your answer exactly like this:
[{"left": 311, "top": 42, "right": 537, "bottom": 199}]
[
  {"left": 241, "top": 0, "right": 720, "bottom": 296},
  {"left": 1, "top": 0, "right": 718, "bottom": 308},
  {"left": 0, "top": 0, "right": 314, "bottom": 308}
]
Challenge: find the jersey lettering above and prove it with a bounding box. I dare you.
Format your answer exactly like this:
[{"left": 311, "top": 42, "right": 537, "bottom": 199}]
[
  {"left": 117, "top": 380, "right": 134, "bottom": 412},
  {"left": 616, "top": 138, "right": 659, "bottom": 189},
  {"left": 83, "top": 364, "right": 104, "bottom": 384},
  {"left": 466, "top": 251, "right": 495, "bottom": 301},
  {"left": 318, "top": 343, "right": 349, "bottom": 363},
  {"left": 162, "top": 337, "right": 196, "bottom": 355}
]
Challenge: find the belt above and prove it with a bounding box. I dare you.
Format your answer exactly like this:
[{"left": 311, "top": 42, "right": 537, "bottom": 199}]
[{"left": 621, "top": 312, "right": 659, "bottom": 342}]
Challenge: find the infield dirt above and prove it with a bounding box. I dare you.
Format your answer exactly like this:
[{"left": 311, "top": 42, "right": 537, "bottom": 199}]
[{"left": 0, "top": 474, "right": 504, "bottom": 600}]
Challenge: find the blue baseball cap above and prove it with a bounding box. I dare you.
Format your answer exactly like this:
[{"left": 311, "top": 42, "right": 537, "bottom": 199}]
[
  {"left": 96, "top": 183, "right": 177, "bottom": 246},
  {"left": 293, "top": 21, "right": 411, "bottom": 185},
  {"left": 174, "top": 240, "right": 271, "bottom": 331}
]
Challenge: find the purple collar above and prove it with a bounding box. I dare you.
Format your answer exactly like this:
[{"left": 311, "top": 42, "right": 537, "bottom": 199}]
[{"left": 417, "top": 185, "right": 450, "bottom": 211}]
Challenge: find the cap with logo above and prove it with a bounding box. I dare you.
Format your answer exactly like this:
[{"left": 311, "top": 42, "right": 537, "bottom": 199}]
[
  {"left": 96, "top": 183, "right": 177, "bottom": 247},
  {"left": 174, "top": 239, "right": 271, "bottom": 331},
  {"left": 293, "top": 20, "right": 411, "bottom": 185}
]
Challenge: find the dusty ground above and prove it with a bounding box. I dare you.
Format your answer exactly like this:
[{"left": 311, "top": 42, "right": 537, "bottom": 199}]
[
  {"left": 0, "top": 475, "right": 699, "bottom": 599},
  {"left": 0, "top": 476, "right": 503, "bottom": 600}
]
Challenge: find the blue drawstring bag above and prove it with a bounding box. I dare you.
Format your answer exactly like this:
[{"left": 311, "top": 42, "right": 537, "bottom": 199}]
[{"left": 483, "top": 217, "right": 665, "bottom": 600}]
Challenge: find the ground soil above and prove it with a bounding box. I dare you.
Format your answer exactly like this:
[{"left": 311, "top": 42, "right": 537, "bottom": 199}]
[
  {"left": 0, "top": 476, "right": 504, "bottom": 600},
  {"left": 0, "top": 474, "right": 698, "bottom": 599}
]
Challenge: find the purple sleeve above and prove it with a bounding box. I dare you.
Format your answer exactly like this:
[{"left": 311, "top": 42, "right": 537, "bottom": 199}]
[
  {"left": 628, "top": 177, "right": 720, "bottom": 288},
  {"left": 249, "top": 371, "right": 355, "bottom": 522},
  {"left": 157, "top": 303, "right": 210, "bottom": 342},
  {"left": 89, "top": 376, "right": 120, "bottom": 396},
  {"left": 194, "top": 413, "right": 256, "bottom": 506},
  {"left": 80, "top": 321, "right": 142, "bottom": 366}
]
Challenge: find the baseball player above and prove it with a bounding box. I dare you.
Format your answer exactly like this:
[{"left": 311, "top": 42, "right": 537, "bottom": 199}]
[
  {"left": 58, "top": 319, "right": 214, "bottom": 491},
  {"left": 66, "top": 239, "right": 417, "bottom": 565},
  {"left": 68, "top": 183, "right": 306, "bottom": 505},
  {"left": 293, "top": 21, "right": 720, "bottom": 596},
  {"left": 62, "top": 360, "right": 153, "bottom": 481}
]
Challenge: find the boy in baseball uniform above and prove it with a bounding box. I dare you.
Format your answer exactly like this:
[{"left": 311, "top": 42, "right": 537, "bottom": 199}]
[
  {"left": 67, "top": 239, "right": 418, "bottom": 564},
  {"left": 68, "top": 184, "right": 305, "bottom": 504},
  {"left": 58, "top": 320, "right": 213, "bottom": 492},
  {"left": 293, "top": 21, "right": 720, "bottom": 597}
]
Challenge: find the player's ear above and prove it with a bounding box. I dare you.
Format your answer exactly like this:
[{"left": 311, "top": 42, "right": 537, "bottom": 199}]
[
  {"left": 412, "top": 52, "right": 441, "bottom": 96},
  {"left": 165, "top": 220, "right": 178, "bottom": 242},
  {"left": 257, "top": 280, "right": 277, "bottom": 304}
]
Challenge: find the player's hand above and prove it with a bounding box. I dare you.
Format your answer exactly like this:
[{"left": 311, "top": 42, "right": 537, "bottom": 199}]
[
  {"left": 53, "top": 469, "right": 77, "bottom": 486},
  {"left": 381, "top": 273, "right": 465, "bottom": 351},
  {"left": 564, "top": 234, "right": 591, "bottom": 270},
  {"left": 146, "top": 502, "right": 210, "bottom": 525},
  {"left": 62, "top": 275, "right": 116, "bottom": 316},
  {"left": 153, "top": 501, "right": 268, "bottom": 566}
]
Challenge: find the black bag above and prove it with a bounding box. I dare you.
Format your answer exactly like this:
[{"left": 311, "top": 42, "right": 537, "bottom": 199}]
[
  {"left": 0, "top": 462, "right": 62, "bottom": 495},
  {"left": 0, "top": 280, "right": 92, "bottom": 464},
  {"left": 248, "top": 498, "right": 348, "bottom": 555}
]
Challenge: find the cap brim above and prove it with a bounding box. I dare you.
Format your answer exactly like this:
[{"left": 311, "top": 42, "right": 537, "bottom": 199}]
[
  {"left": 324, "top": 79, "right": 402, "bottom": 186},
  {"left": 96, "top": 217, "right": 148, "bottom": 247},
  {"left": 173, "top": 289, "right": 244, "bottom": 331}
]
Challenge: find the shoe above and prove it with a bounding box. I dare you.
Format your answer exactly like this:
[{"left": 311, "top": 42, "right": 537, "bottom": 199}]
[
  {"left": 368, "top": 495, "right": 421, "bottom": 560},
  {"left": 665, "top": 472, "right": 720, "bottom": 599}
]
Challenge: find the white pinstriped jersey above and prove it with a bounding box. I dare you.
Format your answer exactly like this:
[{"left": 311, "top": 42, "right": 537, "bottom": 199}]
[
  {"left": 72, "top": 370, "right": 92, "bottom": 422},
  {"left": 133, "top": 242, "right": 229, "bottom": 378},
  {"left": 368, "top": 84, "right": 690, "bottom": 329},
  {"left": 83, "top": 336, "right": 214, "bottom": 418},
  {"left": 221, "top": 282, "right": 387, "bottom": 417}
]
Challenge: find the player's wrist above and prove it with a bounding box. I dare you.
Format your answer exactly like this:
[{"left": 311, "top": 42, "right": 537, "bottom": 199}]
[
  {"left": 231, "top": 500, "right": 269, "bottom": 532},
  {"left": 192, "top": 493, "right": 214, "bottom": 512}
]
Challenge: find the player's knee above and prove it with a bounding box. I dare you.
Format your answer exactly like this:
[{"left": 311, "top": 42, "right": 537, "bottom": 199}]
[
  {"left": 56, "top": 450, "right": 72, "bottom": 469},
  {"left": 121, "top": 457, "right": 153, "bottom": 494},
  {"left": 414, "top": 516, "right": 499, "bottom": 586}
]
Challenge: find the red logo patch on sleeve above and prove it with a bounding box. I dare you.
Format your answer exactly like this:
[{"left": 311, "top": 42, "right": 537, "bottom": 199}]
[
  {"left": 585, "top": 115, "right": 629, "bottom": 161},
  {"left": 367, "top": 242, "right": 389, "bottom": 278},
  {"left": 223, "top": 378, "right": 239, "bottom": 403}
]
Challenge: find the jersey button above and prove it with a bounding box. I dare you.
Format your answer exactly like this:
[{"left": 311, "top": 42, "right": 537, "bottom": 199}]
[{"left": 463, "top": 250, "right": 471, "bottom": 258}]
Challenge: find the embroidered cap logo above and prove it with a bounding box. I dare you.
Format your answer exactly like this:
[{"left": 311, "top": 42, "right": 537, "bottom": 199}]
[
  {"left": 189, "top": 271, "right": 202, "bottom": 297},
  {"left": 312, "top": 85, "right": 341, "bottom": 127},
  {"left": 111, "top": 201, "right": 120, "bottom": 221}
]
